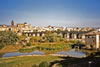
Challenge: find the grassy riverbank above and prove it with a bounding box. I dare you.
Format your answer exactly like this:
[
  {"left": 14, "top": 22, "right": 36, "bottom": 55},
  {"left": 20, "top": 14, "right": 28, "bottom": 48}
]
[
  {"left": 0, "top": 44, "right": 99, "bottom": 67},
  {"left": 19, "top": 42, "right": 72, "bottom": 54},
  {"left": 0, "top": 51, "right": 100, "bottom": 67},
  {"left": 0, "top": 56, "right": 63, "bottom": 67},
  {"left": 0, "top": 42, "right": 72, "bottom": 67},
  {"left": 0, "top": 45, "right": 22, "bottom": 54}
]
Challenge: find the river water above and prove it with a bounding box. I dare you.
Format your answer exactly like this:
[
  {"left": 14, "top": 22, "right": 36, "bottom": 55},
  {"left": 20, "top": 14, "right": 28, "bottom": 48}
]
[
  {"left": 56, "top": 49, "right": 86, "bottom": 58},
  {"left": 1, "top": 49, "right": 86, "bottom": 58}
]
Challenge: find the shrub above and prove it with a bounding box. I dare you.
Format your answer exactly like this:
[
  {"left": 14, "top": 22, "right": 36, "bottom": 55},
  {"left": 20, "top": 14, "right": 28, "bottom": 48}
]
[
  {"left": 19, "top": 48, "right": 35, "bottom": 53},
  {"left": 26, "top": 43, "right": 32, "bottom": 46},
  {"left": 0, "top": 31, "right": 19, "bottom": 49},
  {"left": 32, "top": 64, "right": 38, "bottom": 67},
  {"left": 0, "top": 45, "right": 4, "bottom": 49},
  {"left": 39, "top": 61, "right": 48, "bottom": 67}
]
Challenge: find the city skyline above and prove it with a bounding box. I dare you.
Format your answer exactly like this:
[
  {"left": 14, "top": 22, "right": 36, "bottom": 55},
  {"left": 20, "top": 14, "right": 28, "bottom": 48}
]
[{"left": 0, "top": 0, "right": 100, "bottom": 27}]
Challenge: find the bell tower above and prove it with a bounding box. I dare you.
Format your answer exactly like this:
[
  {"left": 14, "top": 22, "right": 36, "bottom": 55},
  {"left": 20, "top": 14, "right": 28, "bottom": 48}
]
[
  {"left": 11, "top": 20, "right": 15, "bottom": 31},
  {"left": 11, "top": 20, "right": 14, "bottom": 28}
]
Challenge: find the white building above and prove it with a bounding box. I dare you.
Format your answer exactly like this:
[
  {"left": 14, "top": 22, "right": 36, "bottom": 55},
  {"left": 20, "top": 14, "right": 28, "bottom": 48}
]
[{"left": 0, "top": 25, "right": 9, "bottom": 31}]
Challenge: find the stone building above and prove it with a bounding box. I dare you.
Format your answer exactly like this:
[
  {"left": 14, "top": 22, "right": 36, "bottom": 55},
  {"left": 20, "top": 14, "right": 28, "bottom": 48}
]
[
  {"left": 16, "top": 22, "right": 32, "bottom": 32},
  {"left": 0, "top": 25, "right": 9, "bottom": 31},
  {"left": 85, "top": 31, "right": 100, "bottom": 49}
]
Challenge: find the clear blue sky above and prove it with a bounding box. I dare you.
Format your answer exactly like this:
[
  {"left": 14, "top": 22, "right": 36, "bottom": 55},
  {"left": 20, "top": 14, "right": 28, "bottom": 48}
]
[{"left": 0, "top": 0, "right": 100, "bottom": 27}]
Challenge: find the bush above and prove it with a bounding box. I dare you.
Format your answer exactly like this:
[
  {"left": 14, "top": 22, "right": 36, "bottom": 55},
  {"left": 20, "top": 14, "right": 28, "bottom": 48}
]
[
  {"left": 39, "top": 61, "right": 48, "bottom": 67},
  {"left": 19, "top": 48, "right": 35, "bottom": 53},
  {"left": 0, "top": 31, "right": 19, "bottom": 49},
  {"left": 26, "top": 43, "right": 32, "bottom": 46},
  {"left": 0, "top": 45, "right": 4, "bottom": 49},
  {"left": 32, "top": 64, "right": 38, "bottom": 67}
]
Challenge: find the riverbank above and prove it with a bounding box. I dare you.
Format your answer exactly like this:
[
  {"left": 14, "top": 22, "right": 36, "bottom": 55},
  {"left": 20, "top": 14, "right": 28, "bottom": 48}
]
[
  {"left": 0, "top": 52, "right": 100, "bottom": 67},
  {"left": 0, "top": 55, "right": 63, "bottom": 67},
  {"left": 0, "top": 45, "right": 22, "bottom": 54},
  {"left": 19, "top": 42, "right": 72, "bottom": 54},
  {"left": 0, "top": 46, "right": 99, "bottom": 67},
  {"left": 1, "top": 54, "right": 68, "bottom": 59}
]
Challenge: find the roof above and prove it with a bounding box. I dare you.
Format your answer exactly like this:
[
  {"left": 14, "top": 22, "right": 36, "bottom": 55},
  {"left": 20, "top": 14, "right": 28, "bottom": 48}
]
[{"left": 86, "top": 31, "right": 100, "bottom": 35}]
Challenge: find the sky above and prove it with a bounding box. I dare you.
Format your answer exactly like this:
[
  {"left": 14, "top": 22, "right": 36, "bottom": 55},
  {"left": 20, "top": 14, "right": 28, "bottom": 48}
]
[{"left": 0, "top": 0, "right": 100, "bottom": 27}]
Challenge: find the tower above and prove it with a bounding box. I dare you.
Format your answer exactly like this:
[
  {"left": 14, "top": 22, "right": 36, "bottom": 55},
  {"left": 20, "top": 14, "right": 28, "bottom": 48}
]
[
  {"left": 11, "top": 20, "right": 15, "bottom": 31},
  {"left": 11, "top": 20, "right": 14, "bottom": 28}
]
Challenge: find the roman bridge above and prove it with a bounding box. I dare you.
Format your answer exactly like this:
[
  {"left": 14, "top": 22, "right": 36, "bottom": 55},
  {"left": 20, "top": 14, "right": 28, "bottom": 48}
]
[
  {"left": 23, "top": 32, "right": 45, "bottom": 37},
  {"left": 23, "top": 31, "right": 86, "bottom": 40}
]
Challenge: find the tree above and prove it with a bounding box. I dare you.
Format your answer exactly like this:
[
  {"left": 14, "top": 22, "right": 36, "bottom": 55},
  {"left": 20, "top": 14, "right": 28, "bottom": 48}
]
[
  {"left": 0, "top": 31, "right": 19, "bottom": 49},
  {"left": 26, "top": 43, "right": 32, "bottom": 46},
  {"left": 57, "top": 29, "right": 62, "bottom": 34},
  {"left": 45, "top": 30, "right": 51, "bottom": 36}
]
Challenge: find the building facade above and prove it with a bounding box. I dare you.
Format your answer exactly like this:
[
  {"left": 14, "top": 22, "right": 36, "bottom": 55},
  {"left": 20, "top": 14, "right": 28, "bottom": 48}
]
[
  {"left": 0, "top": 25, "right": 9, "bottom": 31},
  {"left": 85, "top": 31, "right": 100, "bottom": 49}
]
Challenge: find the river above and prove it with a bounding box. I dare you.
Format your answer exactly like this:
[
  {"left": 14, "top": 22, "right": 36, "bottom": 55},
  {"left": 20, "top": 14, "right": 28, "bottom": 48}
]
[{"left": 0, "top": 49, "right": 86, "bottom": 58}]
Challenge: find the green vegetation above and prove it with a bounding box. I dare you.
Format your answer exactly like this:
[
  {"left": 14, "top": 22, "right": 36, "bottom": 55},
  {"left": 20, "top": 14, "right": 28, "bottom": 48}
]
[
  {"left": 18, "top": 30, "right": 82, "bottom": 54},
  {"left": 0, "top": 31, "right": 19, "bottom": 49},
  {"left": 0, "top": 45, "right": 22, "bottom": 54},
  {"left": 32, "top": 64, "right": 38, "bottom": 67},
  {"left": 26, "top": 43, "right": 32, "bottom": 46},
  {"left": 36, "top": 43, "right": 70, "bottom": 51},
  {"left": 19, "top": 47, "right": 35, "bottom": 53},
  {"left": 0, "top": 27, "right": 98, "bottom": 67},
  {"left": 0, "top": 56, "right": 63, "bottom": 67},
  {"left": 39, "top": 61, "right": 48, "bottom": 67},
  {"left": 71, "top": 41, "right": 86, "bottom": 49},
  {"left": 19, "top": 42, "right": 72, "bottom": 53},
  {"left": 0, "top": 31, "right": 99, "bottom": 67},
  {"left": 0, "top": 51, "right": 100, "bottom": 67}
]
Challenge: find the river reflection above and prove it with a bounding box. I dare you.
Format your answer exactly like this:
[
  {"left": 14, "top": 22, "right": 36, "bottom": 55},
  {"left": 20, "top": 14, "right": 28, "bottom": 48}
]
[
  {"left": 56, "top": 49, "right": 86, "bottom": 58},
  {"left": 1, "top": 49, "right": 86, "bottom": 58},
  {"left": 2, "top": 50, "right": 45, "bottom": 57}
]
